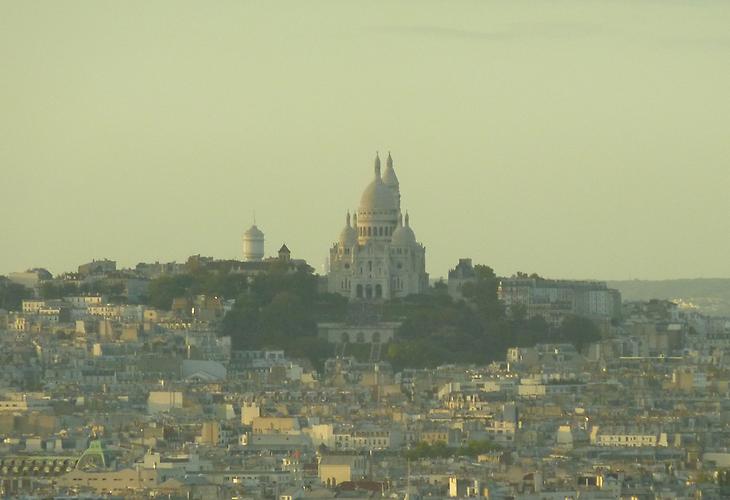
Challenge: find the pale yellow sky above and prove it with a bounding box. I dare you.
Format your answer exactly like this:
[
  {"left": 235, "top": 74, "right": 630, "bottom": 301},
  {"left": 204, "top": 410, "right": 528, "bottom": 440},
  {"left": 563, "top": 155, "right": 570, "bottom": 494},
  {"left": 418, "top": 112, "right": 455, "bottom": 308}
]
[{"left": 1, "top": 0, "right": 729, "bottom": 280}]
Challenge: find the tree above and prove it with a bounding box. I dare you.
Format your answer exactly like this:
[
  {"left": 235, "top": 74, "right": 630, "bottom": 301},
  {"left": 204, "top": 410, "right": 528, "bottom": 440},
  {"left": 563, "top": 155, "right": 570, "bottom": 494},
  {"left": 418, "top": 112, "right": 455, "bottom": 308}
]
[
  {"left": 0, "top": 280, "right": 33, "bottom": 311},
  {"left": 506, "top": 314, "right": 551, "bottom": 348},
  {"left": 432, "top": 279, "right": 448, "bottom": 294},
  {"left": 460, "top": 265, "right": 503, "bottom": 321},
  {"left": 556, "top": 315, "right": 601, "bottom": 351},
  {"left": 474, "top": 264, "right": 496, "bottom": 280},
  {"left": 147, "top": 274, "right": 194, "bottom": 310}
]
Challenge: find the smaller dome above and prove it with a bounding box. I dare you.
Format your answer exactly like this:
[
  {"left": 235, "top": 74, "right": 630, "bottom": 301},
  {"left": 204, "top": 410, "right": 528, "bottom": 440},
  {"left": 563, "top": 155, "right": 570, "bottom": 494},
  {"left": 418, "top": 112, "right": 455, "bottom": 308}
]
[
  {"left": 391, "top": 225, "right": 416, "bottom": 247},
  {"left": 244, "top": 225, "right": 264, "bottom": 238},
  {"left": 339, "top": 213, "right": 358, "bottom": 247},
  {"left": 391, "top": 213, "right": 416, "bottom": 247},
  {"left": 339, "top": 226, "right": 357, "bottom": 247}
]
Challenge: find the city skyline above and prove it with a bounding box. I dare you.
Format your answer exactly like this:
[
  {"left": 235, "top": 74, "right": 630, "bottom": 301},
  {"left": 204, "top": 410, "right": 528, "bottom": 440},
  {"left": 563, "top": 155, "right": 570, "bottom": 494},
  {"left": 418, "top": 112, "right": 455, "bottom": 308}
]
[{"left": 2, "top": 2, "right": 730, "bottom": 497}]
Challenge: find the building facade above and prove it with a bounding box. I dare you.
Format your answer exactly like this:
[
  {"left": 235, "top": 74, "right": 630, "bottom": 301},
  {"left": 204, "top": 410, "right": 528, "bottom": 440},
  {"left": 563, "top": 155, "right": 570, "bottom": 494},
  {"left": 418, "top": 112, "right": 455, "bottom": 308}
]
[
  {"left": 328, "top": 153, "right": 428, "bottom": 300},
  {"left": 498, "top": 277, "right": 622, "bottom": 324}
]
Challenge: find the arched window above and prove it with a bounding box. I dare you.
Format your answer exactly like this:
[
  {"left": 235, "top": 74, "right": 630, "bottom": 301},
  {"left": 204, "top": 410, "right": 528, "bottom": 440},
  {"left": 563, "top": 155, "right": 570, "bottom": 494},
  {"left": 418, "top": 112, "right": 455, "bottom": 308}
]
[
  {"left": 375, "top": 284, "right": 382, "bottom": 298},
  {"left": 356, "top": 285, "right": 363, "bottom": 298},
  {"left": 365, "top": 285, "right": 373, "bottom": 299},
  {"left": 367, "top": 227, "right": 371, "bottom": 236},
  {"left": 368, "top": 261, "right": 373, "bottom": 272},
  {"left": 378, "top": 227, "right": 383, "bottom": 236}
]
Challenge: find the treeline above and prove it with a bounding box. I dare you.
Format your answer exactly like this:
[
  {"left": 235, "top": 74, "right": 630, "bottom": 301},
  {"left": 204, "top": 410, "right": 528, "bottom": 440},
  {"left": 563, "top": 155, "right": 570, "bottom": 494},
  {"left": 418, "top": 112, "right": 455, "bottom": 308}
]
[
  {"left": 219, "top": 269, "right": 348, "bottom": 368},
  {"left": 0, "top": 278, "right": 33, "bottom": 311},
  {"left": 142, "top": 263, "right": 600, "bottom": 370},
  {"left": 381, "top": 266, "right": 600, "bottom": 370},
  {"left": 145, "top": 264, "right": 346, "bottom": 368}
]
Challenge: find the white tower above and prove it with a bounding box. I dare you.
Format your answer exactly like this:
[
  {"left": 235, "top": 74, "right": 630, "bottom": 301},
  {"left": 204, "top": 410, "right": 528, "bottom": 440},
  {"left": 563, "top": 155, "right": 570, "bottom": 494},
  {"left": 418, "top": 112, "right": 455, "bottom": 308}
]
[{"left": 242, "top": 223, "right": 265, "bottom": 262}]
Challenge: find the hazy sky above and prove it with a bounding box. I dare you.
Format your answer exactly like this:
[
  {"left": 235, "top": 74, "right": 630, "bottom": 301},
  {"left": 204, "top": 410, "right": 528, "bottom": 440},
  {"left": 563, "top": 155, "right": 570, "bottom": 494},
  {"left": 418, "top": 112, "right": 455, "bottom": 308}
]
[{"left": 1, "top": 0, "right": 729, "bottom": 280}]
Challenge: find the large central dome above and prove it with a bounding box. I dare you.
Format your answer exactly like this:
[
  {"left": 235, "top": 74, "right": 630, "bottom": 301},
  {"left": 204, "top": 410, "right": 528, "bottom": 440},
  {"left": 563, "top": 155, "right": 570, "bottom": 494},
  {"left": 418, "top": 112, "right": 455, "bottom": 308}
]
[
  {"left": 360, "top": 178, "right": 398, "bottom": 212},
  {"left": 359, "top": 153, "right": 398, "bottom": 212}
]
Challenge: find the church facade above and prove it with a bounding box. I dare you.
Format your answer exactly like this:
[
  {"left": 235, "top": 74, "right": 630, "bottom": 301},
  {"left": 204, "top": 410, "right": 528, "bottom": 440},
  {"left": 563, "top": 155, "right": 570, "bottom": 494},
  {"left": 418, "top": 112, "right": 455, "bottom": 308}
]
[{"left": 328, "top": 153, "right": 429, "bottom": 300}]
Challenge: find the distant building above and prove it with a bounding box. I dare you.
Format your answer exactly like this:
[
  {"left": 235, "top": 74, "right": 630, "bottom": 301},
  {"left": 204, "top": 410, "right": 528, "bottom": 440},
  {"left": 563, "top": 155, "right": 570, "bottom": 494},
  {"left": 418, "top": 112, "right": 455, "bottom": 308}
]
[
  {"left": 56, "top": 468, "right": 159, "bottom": 493},
  {"left": 135, "top": 261, "right": 184, "bottom": 278},
  {"left": 590, "top": 426, "right": 669, "bottom": 448},
  {"left": 318, "top": 455, "right": 366, "bottom": 487},
  {"left": 317, "top": 322, "right": 397, "bottom": 346},
  {"left": 243, "top": 224, "right": 265, "bottom": 262},
  {"left": 229, "top": 244, "right": 312, "bottom": 277},
  {"left": 318, "top": 303, "right": 399, "bottom": 362},
  {"left": 147, "top": 391, "right": 184, "bottom": 414},
  {"left": 8, "top": 268, "right": 52, "bottom": 289},
  {"left": 328, "top": 153, "right": 428, "bottom": 300},
  {"left": 78, "top": 259, "right": 116, "bottom": 277},
  {"left": 498, "top": 277, "right": 621, "bottom": 324},
  {"left": 447, "top": 258, "right": 477, "bottom": 300},
  {"left": 64, "top": 295, "right": 103, "bottom": 308}
]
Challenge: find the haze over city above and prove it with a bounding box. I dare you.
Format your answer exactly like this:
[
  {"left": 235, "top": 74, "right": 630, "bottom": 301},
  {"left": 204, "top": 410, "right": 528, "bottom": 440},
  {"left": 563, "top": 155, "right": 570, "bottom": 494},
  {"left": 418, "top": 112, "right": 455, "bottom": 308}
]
[
  {"left": 2, "top": 0, "right": 729, "bottom": 279},
  {"left": 5, "top": 2, "right": 730, "bottom": 498}
]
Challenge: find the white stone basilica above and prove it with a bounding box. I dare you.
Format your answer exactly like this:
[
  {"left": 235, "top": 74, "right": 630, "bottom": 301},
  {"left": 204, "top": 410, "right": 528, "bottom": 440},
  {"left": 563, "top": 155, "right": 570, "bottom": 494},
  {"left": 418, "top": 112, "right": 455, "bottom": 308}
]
[{"left": 328, "top": 153, "right": 428, "bottom": 300}]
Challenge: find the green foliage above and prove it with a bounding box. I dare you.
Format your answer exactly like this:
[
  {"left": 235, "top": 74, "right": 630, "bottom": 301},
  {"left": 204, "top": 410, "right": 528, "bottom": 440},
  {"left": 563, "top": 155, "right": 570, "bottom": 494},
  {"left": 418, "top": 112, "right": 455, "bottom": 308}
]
[
  {"left": 509, "top": 315, "right": 552, "bottom": 348},
  {"left": 79, "top": 281, "right": 125, "bottom": 298},
  {"left": 461, "top": 439, "right": 502, "bottom": 456},
  {"left": 718, "top": 469, "right": 730, "bottom": 494},
  {"left": 382, "top": 292, "right": 492, "bottom": 369},
  {"left": 39, "top": 281, "right": 79, "bottom": 299},
  {"left": 219, "top": 268, "right": 344, "bottom": 368},
  {"left": 473, "top": 264, "right": 497, "bottom": 280},
  {"left": 147, "top": 274, "right": 195, "bottom": 310},
  {"left": 147, "top": 269, "right": 256, "bottom": 310},
  {"left": 144, "top": 259, "right": 602, "bottom": 370},
  {"left": 555, "top": 315, "right": 601, "bottom": 350},
  {"left": 0, "top": 279, "right": 33, "bottom": 311},
  {"left": 382, "top": 265, "right": 518, "bottom": 370},
  {"left": 432, "top": 279, "right": 448, "bottom": 293}
]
